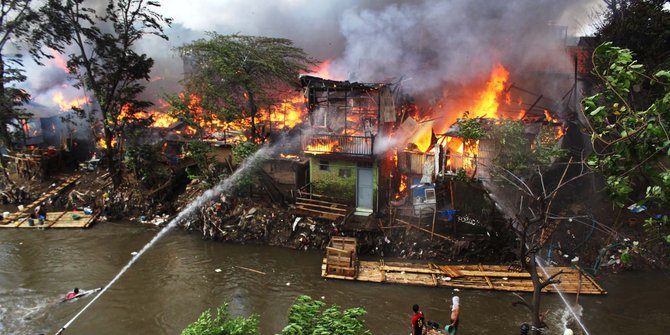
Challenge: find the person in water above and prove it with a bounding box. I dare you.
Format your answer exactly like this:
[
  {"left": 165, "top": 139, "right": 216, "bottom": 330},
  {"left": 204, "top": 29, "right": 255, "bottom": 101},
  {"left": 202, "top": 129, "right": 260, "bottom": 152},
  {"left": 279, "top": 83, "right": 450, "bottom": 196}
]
[
  {"left": 410, "top": 303, "right": 425, "bottom": 335},
  {"left": 446, "top": 296, "right": 460, "bottom": 334},
  {"left": 65, "top": 288, "right": 79, "bottom": 301}
]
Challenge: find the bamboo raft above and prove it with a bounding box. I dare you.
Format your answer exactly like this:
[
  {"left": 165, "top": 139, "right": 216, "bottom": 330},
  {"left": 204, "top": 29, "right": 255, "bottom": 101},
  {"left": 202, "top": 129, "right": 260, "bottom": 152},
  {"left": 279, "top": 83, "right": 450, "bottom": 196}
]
[
  {"left": 0, "top": 174, "right": 81, "bottom": 224},
  {"left": 0, "top": 210, "right": 99, "bottom": 229},
  {"left": 322, "top": 237, "right": 606, "bottom": 295}
]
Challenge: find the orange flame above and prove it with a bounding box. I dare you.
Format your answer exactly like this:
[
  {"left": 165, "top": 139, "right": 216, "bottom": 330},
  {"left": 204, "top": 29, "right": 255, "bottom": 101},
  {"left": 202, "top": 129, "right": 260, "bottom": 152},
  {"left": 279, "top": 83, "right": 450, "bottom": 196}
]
[
  {"left": 398, "top": 175, "right": 408, "bottom": 196},
  {"left": 304, "top": 138, "right": 339, "bottom": 154},
  {"left": 307, "top": 59, "right": 344, "bottom": 80},
  {"left": 97, "top": 136, "right": 117, "bottom": 149},
  {"left": 53, "top": 92, "right": 91, "bottom": 111},
  {"left": 468, "top": 64, "right": 510, "bottom": 119}
]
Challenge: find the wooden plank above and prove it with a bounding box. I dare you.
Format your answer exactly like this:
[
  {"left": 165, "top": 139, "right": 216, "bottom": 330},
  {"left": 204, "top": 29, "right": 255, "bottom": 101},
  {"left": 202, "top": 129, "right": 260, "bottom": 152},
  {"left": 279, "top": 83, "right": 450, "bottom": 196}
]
[
  {"left": 296, "top": 201, "right": 348, "bottom": 212},
  {"left": 438, "top": 265, "right": 464, "bottom": 278},
  {"left": 295, "top": 206, "right": 345, "bottom": 218},
  {"left": 479, "top": 264, "right": 494, "bottom": 289},
  {"left": 296, "top": 197, "right": 348, "bottom": 208},
  {"left": 429, "top": 264, "right": 438, "bottom": 286}
]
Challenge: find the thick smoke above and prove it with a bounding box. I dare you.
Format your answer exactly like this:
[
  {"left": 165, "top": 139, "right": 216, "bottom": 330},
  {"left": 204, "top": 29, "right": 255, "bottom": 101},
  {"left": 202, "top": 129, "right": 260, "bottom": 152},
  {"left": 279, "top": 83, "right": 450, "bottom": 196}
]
[
  {"left": 17, "top": 0, "right": 600, "bottom": 118},
  {"left": 333, "top": 0, "right": 600, "bottom": 94}
]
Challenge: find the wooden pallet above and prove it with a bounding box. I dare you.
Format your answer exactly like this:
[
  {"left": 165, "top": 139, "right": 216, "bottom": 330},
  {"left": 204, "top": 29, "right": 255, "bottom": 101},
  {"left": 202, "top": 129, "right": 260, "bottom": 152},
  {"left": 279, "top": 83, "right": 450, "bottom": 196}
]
[
  {"left": 325, "top": 237, "right": 358, "bottom": 277},
  {"left": 322, "top": 259, "right": 606, "bottom": 295},
  {"left": 0, "top": 175, "right": 81, "bottom": 225},
  {"left": 5, "top": 210, "right": 98, "bottom": 229}
]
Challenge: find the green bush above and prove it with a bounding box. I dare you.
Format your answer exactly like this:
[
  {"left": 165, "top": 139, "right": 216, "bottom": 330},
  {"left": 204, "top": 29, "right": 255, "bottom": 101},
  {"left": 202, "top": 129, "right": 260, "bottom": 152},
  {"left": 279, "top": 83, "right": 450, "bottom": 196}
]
[
  {"left": 181, "top": 296, "right": 370, "bottom": 335},
  {"left": 181, "top": 303, "right": 259, "bottom": 335}
]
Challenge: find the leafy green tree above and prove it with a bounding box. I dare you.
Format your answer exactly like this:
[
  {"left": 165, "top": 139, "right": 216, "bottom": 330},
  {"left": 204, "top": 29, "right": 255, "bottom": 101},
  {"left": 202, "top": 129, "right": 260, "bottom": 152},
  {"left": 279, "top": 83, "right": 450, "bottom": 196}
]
[
  {"left": 582, "top": 42, "right": 670, "bottom": 244},
  {"left": 594, "top": 0, "right": 670, "bottom": 72},
  {"left": 489, "top": 120, "right": 565, "bottom": 177},
  {"left": 176, "top": 34, "right": 314, "bottom": 142},
  {"left": 0, "top": 0, "right": 46, "bottom": 148},
  {"left": 125, "top": 143, "right": 170, "bottom": 189},
  {"left": 181, "top": 303, "right": 259, "bottom": 335},
  {"left": 485, "top": 120, "right": 582, "bottom": 335},
  {"left": 280, "top": 296, "right": 370, "bottom": 335},
  {"left": 183, "top": 140, "right": 227, "bottom": 188},
  {"left": 39, "top": 0, "right": 172, "bottom": 186}
]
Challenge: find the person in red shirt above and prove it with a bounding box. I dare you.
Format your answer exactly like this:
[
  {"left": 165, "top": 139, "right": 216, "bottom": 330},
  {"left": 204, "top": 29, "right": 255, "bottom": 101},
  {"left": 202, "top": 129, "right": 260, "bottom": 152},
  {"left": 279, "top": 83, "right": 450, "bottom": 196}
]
[
  {"left": 64, "top": 288, "right": 79, "bottom": 301},
  {"left": 411, "top": 304, "right": 425, "bottom": 335}
]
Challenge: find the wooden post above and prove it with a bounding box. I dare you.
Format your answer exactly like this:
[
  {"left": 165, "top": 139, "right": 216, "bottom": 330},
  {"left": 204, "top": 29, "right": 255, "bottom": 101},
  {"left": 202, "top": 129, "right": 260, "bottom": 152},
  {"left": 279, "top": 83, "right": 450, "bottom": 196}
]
[
  {"left": 576, "top": 271, "right": 582, "bottom": 305},
  {"left": 431, "top": 208, "right": 436, "bottom": 241}
]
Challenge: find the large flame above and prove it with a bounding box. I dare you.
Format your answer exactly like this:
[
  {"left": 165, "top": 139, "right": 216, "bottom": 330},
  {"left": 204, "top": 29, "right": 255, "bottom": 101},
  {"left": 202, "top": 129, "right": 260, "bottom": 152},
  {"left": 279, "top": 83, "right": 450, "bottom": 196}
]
[
  {"left": 53, "top": 92, "right": 91, "bottom": 111},
  {"left": 307, "top": 59, "right": 344, "bottom": 81},
  {"left": 304, "top": 137, "right": 339, "bottom": 154},
  {"left": 467, "top": 64, "right": 510, "bottom": 119}
]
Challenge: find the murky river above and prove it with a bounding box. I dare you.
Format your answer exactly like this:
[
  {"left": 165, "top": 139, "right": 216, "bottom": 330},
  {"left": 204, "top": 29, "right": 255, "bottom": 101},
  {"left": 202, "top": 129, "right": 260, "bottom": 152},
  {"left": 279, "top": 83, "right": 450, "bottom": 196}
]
[{"left": 1, "top": 221, "right": 668, "bottom": 335}]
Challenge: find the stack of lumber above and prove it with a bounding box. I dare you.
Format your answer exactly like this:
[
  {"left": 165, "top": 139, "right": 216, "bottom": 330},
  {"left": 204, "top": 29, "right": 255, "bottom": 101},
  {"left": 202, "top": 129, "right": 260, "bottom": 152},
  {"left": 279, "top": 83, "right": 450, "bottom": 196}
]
[
  {"left": 295, "top": 191, "right": 350, "bottom": 222},
  {"left": 322, "top": 259, "right": 606, "bottom": 295}
]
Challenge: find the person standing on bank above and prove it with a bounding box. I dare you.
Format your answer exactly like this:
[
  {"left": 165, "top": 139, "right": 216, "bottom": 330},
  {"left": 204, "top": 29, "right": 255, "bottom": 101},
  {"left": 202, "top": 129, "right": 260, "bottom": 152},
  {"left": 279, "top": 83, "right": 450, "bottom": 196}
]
[{"left": 411, "top": 303, "right": 426, "bottom": 335}]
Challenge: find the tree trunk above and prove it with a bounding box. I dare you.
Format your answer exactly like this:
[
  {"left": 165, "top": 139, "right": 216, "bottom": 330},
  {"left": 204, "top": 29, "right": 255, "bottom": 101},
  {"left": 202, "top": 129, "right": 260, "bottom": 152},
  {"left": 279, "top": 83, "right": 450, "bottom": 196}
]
[
  {"left": 104, "top": 127, "right": 122, "bottom": 188},
  {"left": 528, "top": 254, "right": 543, "bottom": 335}
]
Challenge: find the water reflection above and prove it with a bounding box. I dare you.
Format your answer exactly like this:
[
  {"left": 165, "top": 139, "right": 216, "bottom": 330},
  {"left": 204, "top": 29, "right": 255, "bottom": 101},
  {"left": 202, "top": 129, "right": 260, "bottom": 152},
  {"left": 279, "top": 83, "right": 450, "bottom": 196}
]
[{"left": 0, "top": 222, "right": 667, "bottom": 334}]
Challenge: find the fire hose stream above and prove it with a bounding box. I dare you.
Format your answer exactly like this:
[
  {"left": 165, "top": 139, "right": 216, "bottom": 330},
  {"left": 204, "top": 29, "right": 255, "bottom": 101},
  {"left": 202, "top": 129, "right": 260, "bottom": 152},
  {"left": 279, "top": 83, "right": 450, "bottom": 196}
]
[{"left": 54, "top": 142, "right": 278, "bottom": 334}]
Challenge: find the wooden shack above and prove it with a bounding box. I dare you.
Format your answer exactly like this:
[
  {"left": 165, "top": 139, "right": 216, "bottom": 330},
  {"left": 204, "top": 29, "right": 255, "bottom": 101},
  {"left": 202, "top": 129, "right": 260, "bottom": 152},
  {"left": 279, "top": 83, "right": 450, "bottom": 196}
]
[{"left": 262, "top": 157, "right": 309, "bottom": 198}]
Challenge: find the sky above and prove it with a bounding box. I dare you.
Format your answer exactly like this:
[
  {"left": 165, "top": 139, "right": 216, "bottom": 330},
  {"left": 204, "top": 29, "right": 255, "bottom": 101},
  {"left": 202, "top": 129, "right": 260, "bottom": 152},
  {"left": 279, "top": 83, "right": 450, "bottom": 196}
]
[{"left": 20, "top": 0, "right": 605, "bottom": 115}]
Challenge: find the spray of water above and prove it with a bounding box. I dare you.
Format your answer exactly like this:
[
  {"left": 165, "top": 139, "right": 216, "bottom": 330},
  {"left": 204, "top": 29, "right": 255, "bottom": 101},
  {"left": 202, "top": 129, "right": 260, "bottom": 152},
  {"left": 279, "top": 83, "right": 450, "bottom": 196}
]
[
  {"left": 535, "top": 255, "right": 591, "bottom": 335},
  {"left": 54, "top": 140, "right": 281, "bottom": 335}
]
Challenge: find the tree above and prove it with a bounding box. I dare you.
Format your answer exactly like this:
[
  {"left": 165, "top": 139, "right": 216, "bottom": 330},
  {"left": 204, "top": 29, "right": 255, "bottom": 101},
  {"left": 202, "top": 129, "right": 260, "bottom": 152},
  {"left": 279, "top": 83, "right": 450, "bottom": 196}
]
[
  {"left": 0, "top": 0, "right": 42, "bottom": 148},
  {"left": 594, "top": 0, "right": 670, "bottom": 72},
  {"left": 180, "top": 303, "right": 259, "bottom": 335},
  {"left": 582, "top": 42, "right": 670, "bottom": 243},
  {"left": 181, "top": 296, "right": 370, "bottom": 335},
  {"left": 39, "top": 0, "right": 172, "bottom": 186},
  {"left": 485, "top": 120, "right": 587, "bottom": 335},
  {"left": 175, "top": 34, "right": 314, "bottom": 142},
  {"left": 280, "top": 295, "right": 370, "bottom": 335}
]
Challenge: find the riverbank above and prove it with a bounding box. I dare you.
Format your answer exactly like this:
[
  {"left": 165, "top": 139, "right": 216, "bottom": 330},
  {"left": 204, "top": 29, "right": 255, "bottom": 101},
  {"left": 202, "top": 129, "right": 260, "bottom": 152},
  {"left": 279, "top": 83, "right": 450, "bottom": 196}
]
[{"left": 2, "top": 168, "right": 666, "bottom": 273}]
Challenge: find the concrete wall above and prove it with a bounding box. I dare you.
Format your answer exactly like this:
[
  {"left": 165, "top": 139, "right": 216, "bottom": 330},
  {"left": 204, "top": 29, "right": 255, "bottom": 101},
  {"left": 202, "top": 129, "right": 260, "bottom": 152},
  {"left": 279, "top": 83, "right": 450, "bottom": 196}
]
[{"left": 309, "top": 157, "right": 378, "bottom": 208}]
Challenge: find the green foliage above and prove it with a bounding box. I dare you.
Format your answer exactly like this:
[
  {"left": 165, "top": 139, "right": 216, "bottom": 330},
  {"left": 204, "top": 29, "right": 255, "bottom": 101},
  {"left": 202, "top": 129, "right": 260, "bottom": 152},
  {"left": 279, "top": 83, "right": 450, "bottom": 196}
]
[
  {"left": 180, "top": 303, "right": 259, "bottom": 335},
  {"left": 181, "top": 296, "right": 369, "bottom": 335},
  {"left": 231, "top": 141, "right": 262, "bottom": 194},
  {"left": 488, "top": 119, "right": 565, "bottom": 178},
  {"left": 39, "top": 0, "right": 171, "bottom": 182},
  {"left": 582, "top": 43, "right": 670, "bottom": 209},
  {"left": 594, "top": 0, "right": 670, "bottom": 73},
  {"left": 232, "top": 141, "right": 260, "bottom": 165},
  {"left": 125, "top": 143, "right": 170, "bottom": 189},
  {"left": 0, "top": 1, "right": 44, "bottom": 147},
  {"left": 281, "top": 296, "right": 370, "bottom": 335},
  {"left": 184, "top": 141, "right": 227, "bottom": 188},
  {"left": 457, "top": 111, "right": 485, "bottom": 141},
  {"left": 177, "top": 34, "right": 315, "bottom": 141}
]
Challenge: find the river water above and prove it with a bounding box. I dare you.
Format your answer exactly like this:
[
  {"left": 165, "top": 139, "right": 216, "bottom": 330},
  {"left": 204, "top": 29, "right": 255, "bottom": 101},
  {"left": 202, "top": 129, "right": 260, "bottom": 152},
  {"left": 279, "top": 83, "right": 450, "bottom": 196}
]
[{"left": 0, "top": 221, "right": 667, "bottom": 335}]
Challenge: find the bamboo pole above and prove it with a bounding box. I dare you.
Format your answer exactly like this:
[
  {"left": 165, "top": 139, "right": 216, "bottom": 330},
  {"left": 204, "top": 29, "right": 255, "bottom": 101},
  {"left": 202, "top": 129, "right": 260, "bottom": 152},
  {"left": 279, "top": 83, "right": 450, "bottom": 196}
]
[{"left": 235, "top": 266, "right": 266, "bottom": 275}]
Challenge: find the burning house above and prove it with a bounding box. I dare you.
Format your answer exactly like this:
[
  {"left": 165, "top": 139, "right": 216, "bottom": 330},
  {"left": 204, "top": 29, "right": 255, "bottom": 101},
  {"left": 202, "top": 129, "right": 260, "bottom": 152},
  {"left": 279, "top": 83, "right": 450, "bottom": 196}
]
[{"left": 299, "top": 75, "right": 398, "bottom": 217}]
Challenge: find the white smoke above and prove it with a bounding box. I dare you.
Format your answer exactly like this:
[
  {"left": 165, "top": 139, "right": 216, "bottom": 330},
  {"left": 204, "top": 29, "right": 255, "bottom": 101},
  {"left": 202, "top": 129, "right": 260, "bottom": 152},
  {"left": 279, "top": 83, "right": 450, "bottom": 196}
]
[
  {"left": 16, "top": 0, "right": 601, "bottom": 117},
  {"left": 333, "top": 0, "right": 601, "bottom": 94}
]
